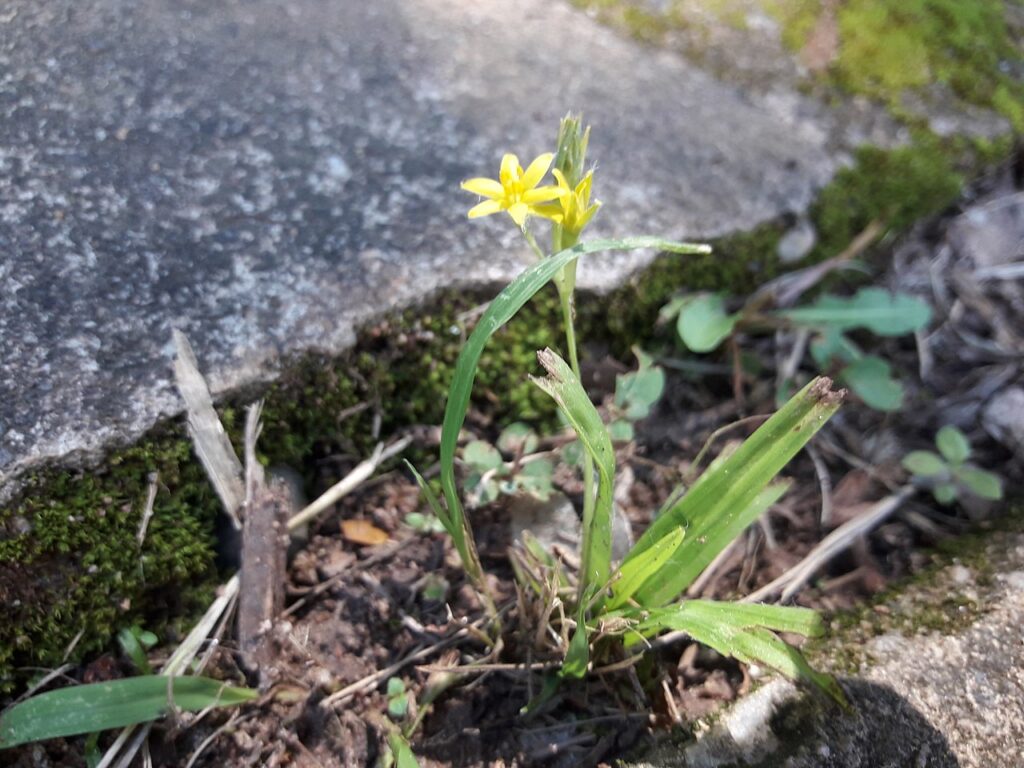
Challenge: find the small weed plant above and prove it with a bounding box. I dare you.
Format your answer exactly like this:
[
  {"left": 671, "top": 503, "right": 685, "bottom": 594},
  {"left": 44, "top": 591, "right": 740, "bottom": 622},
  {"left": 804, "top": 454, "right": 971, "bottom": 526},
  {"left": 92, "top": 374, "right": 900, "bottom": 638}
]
[
  {"left": 903, "top": 425, "right": 1003, "bottom": 505},
  {"left": 662, "top": 283, "right": 932, "bottom": 410},
  {"left": 408, "top": 115, "right": 848, "bottom": 716}
]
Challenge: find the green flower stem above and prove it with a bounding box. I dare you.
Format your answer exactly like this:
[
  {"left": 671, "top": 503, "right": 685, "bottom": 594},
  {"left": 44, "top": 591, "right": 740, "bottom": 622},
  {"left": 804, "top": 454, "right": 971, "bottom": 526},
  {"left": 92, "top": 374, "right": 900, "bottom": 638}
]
[{"left": 524, "top": 220, "right": 596, "bottom": 597}]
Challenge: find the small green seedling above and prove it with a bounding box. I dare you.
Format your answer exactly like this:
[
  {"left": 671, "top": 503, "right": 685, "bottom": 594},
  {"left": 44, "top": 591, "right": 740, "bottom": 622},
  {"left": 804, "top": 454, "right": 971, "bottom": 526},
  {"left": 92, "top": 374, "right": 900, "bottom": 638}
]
[
  {"left": 386, "top": 677, "right": 411, "bottom": 719},
  {"left": 461, "top": 423, "right": 554, "bottom": 506},
  {"left": 663, "top": 286, "right": 932, "bottom": 411},
  {"left": 902, "top": 426, "right": 1003, "bottom": 505},
  {"left": 609, "top": 349, "right": 666, "bottom": 442},
  {"left": 117, "top": 625, "right": 159, "bottom": 674},
  {"left": 404, "top": 511, "right": 446, "bottom": 534}
]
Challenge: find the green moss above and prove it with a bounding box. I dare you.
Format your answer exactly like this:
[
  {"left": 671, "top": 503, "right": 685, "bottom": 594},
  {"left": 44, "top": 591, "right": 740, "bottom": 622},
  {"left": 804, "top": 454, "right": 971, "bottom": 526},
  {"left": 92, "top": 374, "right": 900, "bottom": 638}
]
[
  {"left": 808, "top": 136, "right": 963, "bottom": 260},
  {"left": 0, "top": 433, "right": 218, "bottom": 691},
  {"left": 772, "top": 0, "right": 1024, "bottom": 130}
]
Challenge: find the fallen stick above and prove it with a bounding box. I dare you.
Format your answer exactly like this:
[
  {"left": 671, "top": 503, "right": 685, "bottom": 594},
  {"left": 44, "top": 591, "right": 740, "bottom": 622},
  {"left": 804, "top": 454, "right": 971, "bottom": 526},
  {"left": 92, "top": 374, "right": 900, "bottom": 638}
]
[{"left": 743, "top": 487, "right": 914, "bottom": 603}]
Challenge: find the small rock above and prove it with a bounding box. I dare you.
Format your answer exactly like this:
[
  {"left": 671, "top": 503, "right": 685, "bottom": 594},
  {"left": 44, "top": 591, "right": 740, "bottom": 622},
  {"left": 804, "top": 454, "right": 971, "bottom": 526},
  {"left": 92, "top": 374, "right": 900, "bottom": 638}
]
[
  {"left": 949, "top": 564, "right": 973, "bottom": 585},
  {"left": 507, "top": 492, "right": 581, "bottom": 553},
  {"left": 983, "top": 387, "right": 1024, "bottom": 456},
  {"left": 776, "top": 219, "right": 817, "bottom": 263}
]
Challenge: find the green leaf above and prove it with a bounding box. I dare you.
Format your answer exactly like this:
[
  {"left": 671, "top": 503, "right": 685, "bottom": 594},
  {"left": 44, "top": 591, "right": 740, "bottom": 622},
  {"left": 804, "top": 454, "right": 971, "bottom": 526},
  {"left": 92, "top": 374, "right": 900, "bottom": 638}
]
[
  {"left": 608, "top": 420, "right": 635, "bottom": 442},
  {"left": 615, "top": 349, "right": 666, "bottom": 420},
  {"left": 561, "top": 601, "right": 591, "bottom": 679},
  {"left": 809, "top": 327, "right": 860, "bottom": 368},
  {"left": 386, "top": 730, "right": 421, "bottom": 768},
  {"left": 532, "top": 348, "right": 615, "bottom": 593},
  {"left": 634, "top": 601, "right": 843, "bottom": 703},
  {"left": 406, "top": 463, "right": 455, "bottom": 535},
  {"left": 0, "top": 676, "right": 257, "bottom": 749},
  {"left": 386, "top": 678, "right": 409, "bottom": 718},
  {"left": 956, "top": 466, "right": 1003, "bottom": 500},
  {"left": 936, "top": 425, "right": 971, "bottom": 464},
  {"left": 658, "top": 295, "right": 690, "bottom": 322},
  {"left": 676, "top": 293, "right": 738, "bottom": 353},
  {"left": 498, "top": 422, "right": 539, "bottom": 455},
  {"left": 439, "top": 237, "right": 709, "bottom": 581},
  {"left": 117, "top": 627, "right": 153, "bottom": 674},
  {"left": 780, "top": 288, "right": 931, "bottom": 336},
  {"left": 840, "top": 356, "right": 903, "bottom": 411},
  {"left": 625, "top": 377, "right": 841, "bottom": 607},
  {"left": 463, "top": 441, "right": 503, "bottom": 472},
  {"left": 608, "top": 527, "right": 685, "bottom": 610},
  {"left": 516, "top": 459, "right": 554, "bottom": 500},
  {"left": 902, "top": 450, "right": 947, "bottom": 478},
  {"left": 933, "top": 483, "right": 958, "bottom": 505}
]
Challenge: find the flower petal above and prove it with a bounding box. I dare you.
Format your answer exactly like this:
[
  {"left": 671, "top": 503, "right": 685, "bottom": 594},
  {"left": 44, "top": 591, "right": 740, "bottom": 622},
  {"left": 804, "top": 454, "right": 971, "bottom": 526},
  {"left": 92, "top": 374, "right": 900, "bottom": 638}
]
[
  {"left": 522, "top": 185, "right": 563, "bottom": 204},
  {"left": 521, "top": 153, "right": 555, "bottom": 190},
  {"left": 500, "top": 153, "right": 521, "bottom": 185},
  {"left": 551, "top": 168, "right": 570, "bottom": 190},
  {"left": 508, "top": 202, "right": 530, "bottom": 226},
  {"left": 467, "top": 199, "right": 503, "bottom": 219},
  {"left": 461, "top": 177, "right": 504, "bottom": 198},
  {"left": 532, "top": 202, "right": 564, "bottom": 223}
]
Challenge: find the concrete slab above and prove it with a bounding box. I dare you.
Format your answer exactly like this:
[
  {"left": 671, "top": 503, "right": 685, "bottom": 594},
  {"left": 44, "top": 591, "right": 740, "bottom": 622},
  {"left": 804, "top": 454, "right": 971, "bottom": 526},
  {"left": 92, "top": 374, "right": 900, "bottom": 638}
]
[{"left": 1, "top": 0, "right": 856, "bottom": 490}]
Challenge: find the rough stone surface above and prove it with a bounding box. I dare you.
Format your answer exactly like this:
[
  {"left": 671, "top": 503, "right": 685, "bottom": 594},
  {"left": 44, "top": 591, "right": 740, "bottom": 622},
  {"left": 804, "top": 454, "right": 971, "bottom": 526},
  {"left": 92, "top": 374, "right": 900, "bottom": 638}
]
[
  {"left": 626, "top": 531, "right": 1024, "bottom": 767},
  {"left": 2, "top": 0, "right": 892, "bottom": 491}
]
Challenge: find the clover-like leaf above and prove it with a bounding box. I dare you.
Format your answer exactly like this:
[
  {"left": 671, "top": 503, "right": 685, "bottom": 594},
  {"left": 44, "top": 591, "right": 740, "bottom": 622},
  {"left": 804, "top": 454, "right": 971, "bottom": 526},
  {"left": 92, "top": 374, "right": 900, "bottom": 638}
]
[
  {"left": 840, "top": 356, "right": 903, "bottom": 411},
  {"left": 615, "top": 349, "right": 666, "bottom": 420},
  {"left": 780, "top": 288, "right": 931, "bottom": 336},
  {"left": 933, "top": 483, "right": 958, "bottom": 505},
  {"left": 676, "top": 293, "right": 739, "bottom": 353},
  {"left": 936, "top": 425, "right": 971, "bottom": 465},
  {"left": 463, "top": 440, "right": 503, "bottom": 472},
  {"left": 956, "top": 467, "right": 1003, "bottom": 500},
  {"left": 498, "top": 422, "right": 539, "bottom": 455},
  {"left": 902, "top": 450, "right": 947, "bottom": 478}
]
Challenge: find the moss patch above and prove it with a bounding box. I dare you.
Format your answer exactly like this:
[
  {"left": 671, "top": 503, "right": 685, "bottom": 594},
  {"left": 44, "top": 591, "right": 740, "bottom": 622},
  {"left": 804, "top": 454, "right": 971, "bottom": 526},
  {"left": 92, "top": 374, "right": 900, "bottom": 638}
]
[
  {"left": 771, "top": 0, "right": 1024, "bottom": 130},
  {"left": 0, "top": 435, "right": 218, "bottom": 692}
]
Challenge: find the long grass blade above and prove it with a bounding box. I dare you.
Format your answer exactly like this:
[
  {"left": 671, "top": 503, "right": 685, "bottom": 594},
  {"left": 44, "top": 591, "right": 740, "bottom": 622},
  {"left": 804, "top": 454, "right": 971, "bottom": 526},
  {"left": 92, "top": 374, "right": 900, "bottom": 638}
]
[
  {"left": 626, "top": 378, "right": 842, "bottom": 606},
  {"left": 437, "top": 237, "right": 709, "bottom": 576},
  {"left": 531, "top": 348, "right": 615, "bottom": 593},
  {"left": 0, "top": 676, "right": 257, "bottom": 750}
]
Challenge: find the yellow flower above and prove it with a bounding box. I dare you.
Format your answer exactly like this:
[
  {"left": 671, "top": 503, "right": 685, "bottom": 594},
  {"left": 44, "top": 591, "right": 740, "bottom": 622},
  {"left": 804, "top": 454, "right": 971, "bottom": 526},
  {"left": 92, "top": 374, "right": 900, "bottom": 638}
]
[
  {"left": 550, "top": 169, "right": 601, "bottom": 237},
  {"left": 461, "top": 153, "right": 563, "bottom": 227}
]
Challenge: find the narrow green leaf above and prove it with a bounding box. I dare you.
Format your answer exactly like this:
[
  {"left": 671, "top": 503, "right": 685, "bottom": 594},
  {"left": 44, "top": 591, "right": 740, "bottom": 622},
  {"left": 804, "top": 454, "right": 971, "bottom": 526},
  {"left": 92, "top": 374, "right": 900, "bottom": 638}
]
[
  {"left": 840, "top": 356, "right": 903, "bottom": 411},
  {"left": 608, "top": 527, "right": 684, "bottom": 610},
  {"left": 561, "top": 601, "right": 591, "bottom": 679},
  {"left": 439, "top": 237, "right": 709, "bottom": 576},
  {"left": 532, "top": 348, "right": 615, "bottom": 592},
  {"left": 633, "top": 602, "right": 843, "bottom": 704},
  {"left": 676, "top": 293, "right": 738, "bottom": 353},
  {"left": 405, "top": 461, "right": 462, "bottom": 553},
  {"left": 386, "top": 730, "right": 421, "bottom": 768},
  {"left": 957, "top": 466, "right": 1003, "bottom": 500},
  {"left": 674, "top": 600, "right": 824, "bottom": 637},
  {"left": 902, "top": 451, "right": 946, "bottom": 478},
  {"left": 117, "top": 628, "right": 152, "bottom": 674},
  {"left": 626, "top": 377, "right": 842, "bottom": 606},
  {"left": 936, "top": 425, "right": 971, "bottom": 464},
  {"left": 0, "top": 676, "right": 257, "bottom": 749},
  {"left": 780, "top": 288, "right": 931, "bottom": 336}
]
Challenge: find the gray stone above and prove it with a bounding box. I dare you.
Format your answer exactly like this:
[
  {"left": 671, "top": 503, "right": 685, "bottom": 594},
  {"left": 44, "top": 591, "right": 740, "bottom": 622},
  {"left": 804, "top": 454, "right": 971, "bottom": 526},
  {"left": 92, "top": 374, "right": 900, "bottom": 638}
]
[
  {"left": 983, "top": 387, "right": 1024, "bottom": 456},
  {"left": 2, "top": 0, "right": 891, "bottom": 493}
]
